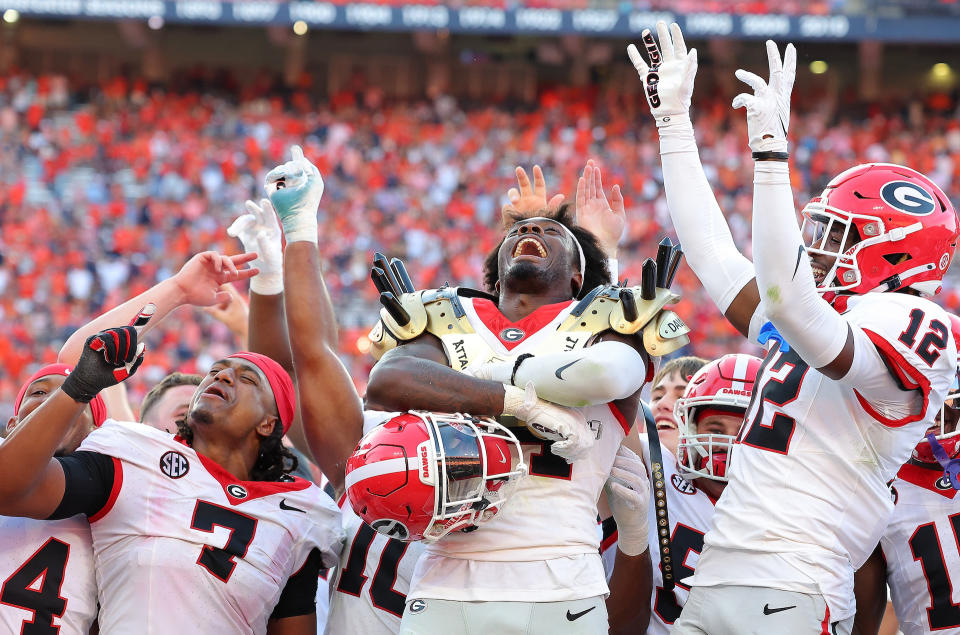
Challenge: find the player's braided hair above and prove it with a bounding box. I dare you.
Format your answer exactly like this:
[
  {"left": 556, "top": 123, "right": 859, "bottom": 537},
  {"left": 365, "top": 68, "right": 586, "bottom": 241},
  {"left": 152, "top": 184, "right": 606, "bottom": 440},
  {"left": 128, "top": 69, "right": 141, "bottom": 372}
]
[
  {"left": 175, "top": 419, "right": 299, "bottom": 482},
  {"left": 482, "top": 203, "right": 610, "bottom": 300}
]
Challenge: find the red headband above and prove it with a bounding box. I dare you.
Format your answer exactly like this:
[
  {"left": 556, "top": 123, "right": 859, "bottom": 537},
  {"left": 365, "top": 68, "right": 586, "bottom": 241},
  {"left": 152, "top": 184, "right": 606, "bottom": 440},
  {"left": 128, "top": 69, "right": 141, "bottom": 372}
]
[
  {"left": 14, "top": 364, "right": 107, "bottom": 427},
  {"left": 227, "top": 352, "right": 295, "bottom": 435}
]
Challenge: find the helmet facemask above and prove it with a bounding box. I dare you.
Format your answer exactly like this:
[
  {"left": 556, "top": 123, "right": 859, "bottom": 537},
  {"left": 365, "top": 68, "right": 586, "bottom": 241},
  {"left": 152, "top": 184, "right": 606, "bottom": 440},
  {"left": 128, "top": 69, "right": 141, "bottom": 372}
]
[
  {"left": 675, "top": 402, "right": 746, "bottom": 482},
  {"left": 422, "top": 413, "right": 527, "bottom": 542},
  {"left": 800, "top": 203, "right": 869, "bottom": 293}
]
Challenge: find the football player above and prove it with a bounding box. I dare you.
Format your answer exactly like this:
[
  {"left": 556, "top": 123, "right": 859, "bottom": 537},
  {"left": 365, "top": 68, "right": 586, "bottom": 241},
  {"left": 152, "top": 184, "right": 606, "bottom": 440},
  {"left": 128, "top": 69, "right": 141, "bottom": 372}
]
[
  {"left": 614, "top": 353, "right": 761, "bottom": 633},
  {"left": 853, "top": 316, "right": 960, "bottom": 635},
  {"left": 0, "top": 365, "right": 106, "bottom": 634},
  {"left": 0, "top": 260, "right": 343, "bottom": 634},
  {"left": 649, "top": 356, "right": 708, "bottom": 455},
  {"left": 364, "top": 168, "right": 689, "bottom": 632},
  {"left": 631, "top": 23, "right": 958, "bottom": 632},
  {"left": 139, "top": 371, "right": 203, "bottom": 433}
]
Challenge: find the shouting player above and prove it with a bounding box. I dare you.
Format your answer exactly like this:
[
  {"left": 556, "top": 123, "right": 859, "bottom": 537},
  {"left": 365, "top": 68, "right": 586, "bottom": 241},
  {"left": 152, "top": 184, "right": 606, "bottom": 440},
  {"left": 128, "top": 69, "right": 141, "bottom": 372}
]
[
  {"left": 364, "top": 177, "right": 688, "bottom": 631},
  {"left": 0, "top": 255, "right": 344, "bottom": 634},
  {"left": 0, "top": 365, "right": 106, "bottom": 634},
  {"left": 631, "top": 24, "right": 958, "bottom": 632}
]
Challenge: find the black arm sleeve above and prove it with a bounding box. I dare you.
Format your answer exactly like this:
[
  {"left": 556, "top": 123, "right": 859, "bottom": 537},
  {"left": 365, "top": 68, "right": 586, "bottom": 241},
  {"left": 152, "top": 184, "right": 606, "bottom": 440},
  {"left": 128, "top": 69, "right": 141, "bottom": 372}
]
[
  {"left": 48, "top": 451, "right": 116, "bottom": 520},
  {"left": 270, "top": 548, "right": 323, "bottom": 620}
]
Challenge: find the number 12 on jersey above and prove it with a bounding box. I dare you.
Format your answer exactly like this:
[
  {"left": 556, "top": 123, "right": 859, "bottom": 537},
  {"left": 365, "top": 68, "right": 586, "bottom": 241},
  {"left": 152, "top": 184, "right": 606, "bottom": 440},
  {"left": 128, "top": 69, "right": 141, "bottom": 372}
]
[{"left": 738, "top": 342, "right": 809, "bottom": 455}]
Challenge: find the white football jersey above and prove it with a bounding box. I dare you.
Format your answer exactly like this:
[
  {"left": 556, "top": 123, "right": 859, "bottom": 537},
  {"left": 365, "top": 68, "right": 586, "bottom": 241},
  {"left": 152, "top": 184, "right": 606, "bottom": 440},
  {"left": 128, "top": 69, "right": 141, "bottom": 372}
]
[
  {"left": 409, "top": 296, "right": 633, "bottom": 603},
  {"left": 692, "top": 293, "right": 956, "bottom": 620},
  {"left": 0, "top": 515, "right": 97, "bottom": 634},
  {"left": 883, "top": 463, "right": 960, "bottom": 635},
  {"left": 326, "top": 411, "right": 424, "bottom": 634},
  {"left": 78, "top": 420, "right": 344, "bottom": 634}
]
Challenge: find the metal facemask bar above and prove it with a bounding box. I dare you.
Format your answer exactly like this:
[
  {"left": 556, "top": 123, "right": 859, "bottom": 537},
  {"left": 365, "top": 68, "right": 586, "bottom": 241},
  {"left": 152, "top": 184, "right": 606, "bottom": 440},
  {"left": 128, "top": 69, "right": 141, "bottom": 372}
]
[
  {"left": 800, "top": 200, "right": 924, "bottom": 294},
  {"left": 674, "top": 395, "right": 749, "bottom": 482},
  {"left": 420, "top": 413, "right": 527, "bottom": 542}
]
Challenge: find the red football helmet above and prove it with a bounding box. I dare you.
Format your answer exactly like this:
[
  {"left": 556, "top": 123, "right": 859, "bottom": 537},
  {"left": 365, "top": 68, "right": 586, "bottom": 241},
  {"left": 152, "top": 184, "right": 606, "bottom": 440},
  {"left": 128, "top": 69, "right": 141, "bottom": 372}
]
[
  {"left": 675, "top": 354, "right": 763, "bottom": 481},
  {"left": 913, "top": 314, "right": 960, "bottom": 464},
  {"left": 800, "top": 163, "right": 959, "bottom": 296},
  {"left": 345, "top": 412, "right": 527, "bottom": 542}
]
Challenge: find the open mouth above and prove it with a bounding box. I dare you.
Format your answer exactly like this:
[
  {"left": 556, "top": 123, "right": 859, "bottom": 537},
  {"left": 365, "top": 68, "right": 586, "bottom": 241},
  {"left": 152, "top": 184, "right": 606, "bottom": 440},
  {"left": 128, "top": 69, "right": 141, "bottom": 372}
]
[
  {"left": 655, "top": 417, "right": 677, "bottom": 431},
  {"left": 810, "top": 263, "right": 828, "bottom": 285},
  {"left": 202, "top": 384, "right": 228, "bottom": 401},
  {"left": 513, "top": 237, "right": 547, "bottom": 259}
]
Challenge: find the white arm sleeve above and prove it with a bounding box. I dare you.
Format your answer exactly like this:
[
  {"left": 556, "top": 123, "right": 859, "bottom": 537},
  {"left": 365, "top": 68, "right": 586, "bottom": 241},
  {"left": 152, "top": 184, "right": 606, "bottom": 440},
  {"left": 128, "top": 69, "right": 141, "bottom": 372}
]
[
  {"left": 659, "top": 118, "right": 757, "bottom": 314},
  {"left": 751, "top": 161, "right": 849, "bottom": 369},
  {"left": 513, "top": 341, "right": 647, "bottom": 408}
]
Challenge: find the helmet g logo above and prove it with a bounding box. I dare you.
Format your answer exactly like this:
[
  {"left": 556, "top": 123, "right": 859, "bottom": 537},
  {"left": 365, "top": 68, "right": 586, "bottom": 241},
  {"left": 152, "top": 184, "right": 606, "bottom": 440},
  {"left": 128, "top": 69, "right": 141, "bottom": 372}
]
[{"left": 880, "top": 181, "right": 936, "bottom": 216}]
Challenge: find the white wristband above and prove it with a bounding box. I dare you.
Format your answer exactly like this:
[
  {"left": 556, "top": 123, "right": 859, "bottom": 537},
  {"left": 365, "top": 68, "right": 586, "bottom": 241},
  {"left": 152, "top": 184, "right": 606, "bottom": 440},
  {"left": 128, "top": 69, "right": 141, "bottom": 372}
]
[
  {"left": 502, "top": 385, "right": 526, "bottom": 417},
  {"left": 250, "top": 272, "right": 284, "bottom": 296},
  {"left": 607, "top": 258, "right": 619, "bottom": 284}
]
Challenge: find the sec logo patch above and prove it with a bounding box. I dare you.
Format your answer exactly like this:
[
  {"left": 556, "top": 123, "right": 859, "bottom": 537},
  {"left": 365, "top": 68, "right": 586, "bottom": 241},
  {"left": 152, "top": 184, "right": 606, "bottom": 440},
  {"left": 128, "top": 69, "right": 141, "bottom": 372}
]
[
  {"left": 671, "top": 473, "right": 697, "bottom": 495},
  {"left": 159, "top": 451, "right": 189, "bottom": 479}
]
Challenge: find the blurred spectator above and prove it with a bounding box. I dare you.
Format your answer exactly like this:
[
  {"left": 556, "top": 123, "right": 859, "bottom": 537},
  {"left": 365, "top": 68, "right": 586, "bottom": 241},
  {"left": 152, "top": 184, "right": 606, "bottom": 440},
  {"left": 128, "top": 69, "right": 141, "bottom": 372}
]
[{"left": 0, "top": 69, "right": 958, "bottom": 418}]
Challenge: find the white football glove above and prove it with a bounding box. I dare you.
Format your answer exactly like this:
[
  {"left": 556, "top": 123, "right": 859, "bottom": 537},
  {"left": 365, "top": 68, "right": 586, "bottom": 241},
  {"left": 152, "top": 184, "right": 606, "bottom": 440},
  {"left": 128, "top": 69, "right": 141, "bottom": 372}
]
[
  {"left": 504, "top": 382, "right": 594, "bottom": 463},
  {"left": 732, "top": 40, "right": 796, "bottom": 154},
  {"left": 264, "top": 145, "right": 323, "bottom": 244},
  {"left": 227, "top": 198, "right": 283, "bottom": 295},
  {"left": 627, "top": 21, "right": 698, "bottom": 128},
  {"left": 604, "top": 445, "right": 650, "bottom": 556}
]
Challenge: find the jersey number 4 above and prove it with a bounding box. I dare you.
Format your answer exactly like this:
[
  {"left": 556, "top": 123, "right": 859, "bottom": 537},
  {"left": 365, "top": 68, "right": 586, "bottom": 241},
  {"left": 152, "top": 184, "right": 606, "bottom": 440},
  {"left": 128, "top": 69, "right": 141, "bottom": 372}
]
[
  {"left": 337, "top": 523, "right": 409, "bottom": 617},
  {"left": 910, "top": 512, "right": 960, "bottom": 630},
  {"left": 738, "top": 342, "right": 809, "bottom": 455},
  {"left": 0, "top": 538, "right": 70, "bottom": 635}
]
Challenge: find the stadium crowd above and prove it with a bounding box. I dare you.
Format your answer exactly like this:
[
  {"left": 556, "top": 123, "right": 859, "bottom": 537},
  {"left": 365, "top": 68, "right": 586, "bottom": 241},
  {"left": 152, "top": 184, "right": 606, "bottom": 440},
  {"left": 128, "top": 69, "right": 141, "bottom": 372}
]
[{"left": 0, "top": 68, "right": 958, "bottom": 415}]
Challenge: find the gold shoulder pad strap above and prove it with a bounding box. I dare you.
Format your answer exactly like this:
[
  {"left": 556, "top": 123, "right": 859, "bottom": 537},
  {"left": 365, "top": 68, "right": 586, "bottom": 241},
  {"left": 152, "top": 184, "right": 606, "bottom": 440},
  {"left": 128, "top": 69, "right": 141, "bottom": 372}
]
[{"left": 368, "top": 288, "right": 474, "bottom": 360}]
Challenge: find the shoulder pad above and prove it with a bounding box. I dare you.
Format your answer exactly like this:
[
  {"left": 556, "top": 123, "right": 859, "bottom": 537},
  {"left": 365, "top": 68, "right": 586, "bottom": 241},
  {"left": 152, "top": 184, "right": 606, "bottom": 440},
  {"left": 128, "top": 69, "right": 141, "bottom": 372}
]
[
  {"left": 368, "top": 287, "right": 478, "bottom": 360},
  {"left": 556, "top": 284, "right": 690, "bottom": 356}
]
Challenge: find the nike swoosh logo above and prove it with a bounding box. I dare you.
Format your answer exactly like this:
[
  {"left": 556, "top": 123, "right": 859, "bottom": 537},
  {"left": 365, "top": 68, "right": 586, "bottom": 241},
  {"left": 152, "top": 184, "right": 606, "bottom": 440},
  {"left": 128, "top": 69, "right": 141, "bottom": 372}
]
[
  {"left": 792, "top": 244, "right": 805, "bottom": 280},
  {"left": 279, "top": 499, "right": 306, "bottom": 513},
  {"left": 566, "top": 606, "right": 596, "bottom": 621},
  {"left": 763, "top": 603, "right": 796, "bottom": 615},
  {"left": 555, "top": 359, "right": 583, "bottom": 380},
  {"left": 496, "top": 444, "right": 506, "bottom": 463}
]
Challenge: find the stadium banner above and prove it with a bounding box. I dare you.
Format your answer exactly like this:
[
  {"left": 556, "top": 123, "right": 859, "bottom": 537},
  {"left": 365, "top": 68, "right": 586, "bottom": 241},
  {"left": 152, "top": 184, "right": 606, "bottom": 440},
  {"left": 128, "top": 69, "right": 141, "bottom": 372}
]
[{"left": 3, "top": 1, "right": 959, "bottom": 42}]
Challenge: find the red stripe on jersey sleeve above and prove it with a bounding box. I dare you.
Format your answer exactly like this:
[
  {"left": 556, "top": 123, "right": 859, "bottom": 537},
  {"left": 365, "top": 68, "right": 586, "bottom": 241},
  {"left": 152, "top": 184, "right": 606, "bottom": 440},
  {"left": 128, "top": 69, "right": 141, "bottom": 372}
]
[
  {"left": 89, "top": 457, "right": 123, "bottom": 522},
  {"left": 608, "top": 403, "right": 631, "bottom": 436},
  {"left": 854, "top": 329, "right": 930, "bottom": 428}
]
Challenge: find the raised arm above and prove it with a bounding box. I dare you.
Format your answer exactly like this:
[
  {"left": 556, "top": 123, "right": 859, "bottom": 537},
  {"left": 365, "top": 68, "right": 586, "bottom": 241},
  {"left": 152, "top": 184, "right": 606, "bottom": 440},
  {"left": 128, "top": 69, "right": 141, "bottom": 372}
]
[
  {"left": 261, "top": 146, "right": 364, "bottom": 493},
  {"left": 739, "top": 41, "right": 856, "bottom": 378},
  {"left": 59, "top": 251, "right": 257, "bottom": 365},
  {"left": 629, "top": 22, "right": 760, "bottom": 337},
  {"left": 0, "top": 324, "right": 145, "bottom": 518}
]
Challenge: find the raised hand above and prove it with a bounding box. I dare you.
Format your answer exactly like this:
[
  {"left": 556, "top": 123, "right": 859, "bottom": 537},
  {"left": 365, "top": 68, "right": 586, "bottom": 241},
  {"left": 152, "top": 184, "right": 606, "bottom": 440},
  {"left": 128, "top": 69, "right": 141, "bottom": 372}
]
[
  {"left": 173, "top": 251, "right": 259, "bottom": 307},
  {"left": 61, "top": 305, "right": 154, "bottom": 402},
  {"left": 576, "top": 159, "right": 625, "bottom": 259},
  {"left": 228, "top": 198, "right": 283, "bottom": 295},
  {"left": 202, "top": 283, "right": 250, "bottom": 347},
  {"left": 627, "top": 21, "right": 698, "bottom": 126},
  {"left": 265, "top": 145, "right": 323, "bottom": 244},
  {"left": 500, "top": 165, "right": 565, "bottom": 229},
  {"left": 732, "top": 40, "right": 796, "bottom": 154}
]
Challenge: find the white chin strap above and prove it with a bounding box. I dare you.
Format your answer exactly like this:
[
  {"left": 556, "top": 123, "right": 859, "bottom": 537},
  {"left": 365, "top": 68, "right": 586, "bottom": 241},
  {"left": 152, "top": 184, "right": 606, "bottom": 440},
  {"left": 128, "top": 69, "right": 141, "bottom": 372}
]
[{"left": 524, "top": 217, "right": 586, "bottom": 277}]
